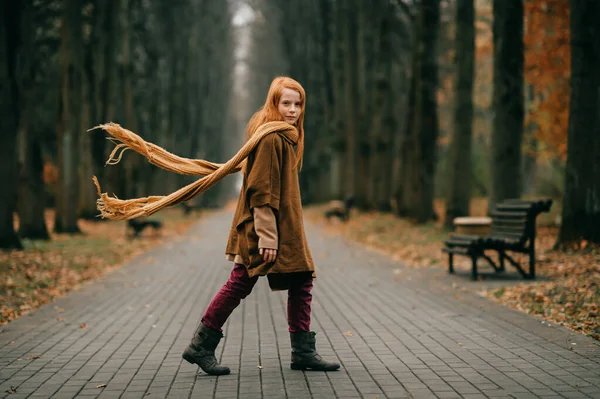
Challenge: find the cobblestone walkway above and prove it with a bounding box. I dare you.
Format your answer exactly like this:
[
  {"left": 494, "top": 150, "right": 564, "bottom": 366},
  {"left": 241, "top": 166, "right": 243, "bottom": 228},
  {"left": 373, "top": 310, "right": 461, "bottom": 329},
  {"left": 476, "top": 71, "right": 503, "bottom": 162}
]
[{"left": 1, "top": 211, "right": 599, "bottom": 399}]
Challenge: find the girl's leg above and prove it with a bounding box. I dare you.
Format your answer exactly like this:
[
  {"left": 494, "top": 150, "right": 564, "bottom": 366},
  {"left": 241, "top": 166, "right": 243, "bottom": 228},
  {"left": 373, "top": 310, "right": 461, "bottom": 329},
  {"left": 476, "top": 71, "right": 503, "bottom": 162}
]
[
  {"left": 202, "top": 263, "right": 258, "bottom": 332},
  {"left": 287, "top": 276, "right": 313, "bottom": 332},
  {"left": 287, "top": 277, "right": 340, "bottom": 371}
]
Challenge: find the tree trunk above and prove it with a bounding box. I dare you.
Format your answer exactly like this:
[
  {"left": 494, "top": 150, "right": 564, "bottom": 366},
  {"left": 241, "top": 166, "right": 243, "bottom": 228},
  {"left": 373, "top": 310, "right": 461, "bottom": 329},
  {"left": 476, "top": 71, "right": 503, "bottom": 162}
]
[
  {"left": 119, "top": 0, "right": 141, "bottom": 201},
  {"left": 18, "top": 134, "right": 50, "bottom": 240},
  {"left": 78, "top": 11, "right": 99, "bottom": 220},
  {"left": 78, "top": 65, "right": 97, "bottom": 219},
  {"left": 445, "top": 0, "right": 475, "bottom": 229},
  {"left": 332, "top": 0, "right": 348, "bottom": 199},
  {"left": 55, "top": 0, "right": 82, "bottom": 234},
  {"left": 368, "top": 1, "right": 394, "bottom": 210},
  {"left": 16, "top": 2, "right": 49, "bottom": 240},
  {"left": 343, "top": 1, "right": 360, "bottom": 201},
  {"left": 354, "top": 0, "right": 370, "bottom": 207},
  {"left": 399, "top": 0, "right": 441, "bottom": 222},
  {"left": 556, "top": 0, "right": 600, "bottom": 247},
  {"left": 489, "top": 0, "right": 524, "bottom": 212},
  {"left": 0, "top": 1, "right": 23, "bottom": 249},
  {"left": 91, "top": 0, "right": 120, "bottom": 194}
]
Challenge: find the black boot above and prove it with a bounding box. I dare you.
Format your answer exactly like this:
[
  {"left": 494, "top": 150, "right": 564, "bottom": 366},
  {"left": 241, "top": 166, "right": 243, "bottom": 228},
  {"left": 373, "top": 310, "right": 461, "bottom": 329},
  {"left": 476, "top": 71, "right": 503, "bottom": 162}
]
[
  {"left": 290, "top": 331, "right": 340, "bottom": 371},
  {"left": 182, "top": 322, "right": 230, "bottom": 375}
]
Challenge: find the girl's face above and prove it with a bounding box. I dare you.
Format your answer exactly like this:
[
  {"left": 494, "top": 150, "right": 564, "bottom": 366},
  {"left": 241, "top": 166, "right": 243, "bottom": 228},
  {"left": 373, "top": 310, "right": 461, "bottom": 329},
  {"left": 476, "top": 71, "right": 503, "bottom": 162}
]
[{"left": 278, "top": 88, "right": 302, "bottom": 125}]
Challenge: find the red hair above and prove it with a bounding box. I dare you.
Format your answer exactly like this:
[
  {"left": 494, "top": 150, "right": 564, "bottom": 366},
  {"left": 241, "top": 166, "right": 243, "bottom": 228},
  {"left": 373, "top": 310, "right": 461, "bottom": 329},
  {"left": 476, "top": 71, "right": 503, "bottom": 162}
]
[{"left": 245, "top": 76, "right": 305, "bottom": 170}]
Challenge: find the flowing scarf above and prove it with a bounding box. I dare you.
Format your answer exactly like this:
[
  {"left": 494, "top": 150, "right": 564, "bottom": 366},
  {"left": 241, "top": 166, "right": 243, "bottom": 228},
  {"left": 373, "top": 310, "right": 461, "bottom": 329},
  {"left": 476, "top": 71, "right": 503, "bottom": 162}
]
[{"left": 90, "top": 121, "right": 298, "bottom": 220}]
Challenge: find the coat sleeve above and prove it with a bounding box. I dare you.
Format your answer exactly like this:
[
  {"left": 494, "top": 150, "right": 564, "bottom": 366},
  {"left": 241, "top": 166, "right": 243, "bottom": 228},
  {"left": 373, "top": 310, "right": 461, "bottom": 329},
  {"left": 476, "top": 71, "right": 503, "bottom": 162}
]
[
  {"left": 253, "top": 205, "right": 278, "bottom": 249},
  {"left": 246, "top": 133, "right": 282, "bottom": 211}
]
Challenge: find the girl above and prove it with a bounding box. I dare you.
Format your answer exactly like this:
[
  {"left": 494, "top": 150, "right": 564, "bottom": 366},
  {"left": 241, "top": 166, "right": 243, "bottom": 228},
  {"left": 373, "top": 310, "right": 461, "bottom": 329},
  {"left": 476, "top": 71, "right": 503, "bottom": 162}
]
[{"left": 181, "top": 77, "right": 340, "bottom": 375}]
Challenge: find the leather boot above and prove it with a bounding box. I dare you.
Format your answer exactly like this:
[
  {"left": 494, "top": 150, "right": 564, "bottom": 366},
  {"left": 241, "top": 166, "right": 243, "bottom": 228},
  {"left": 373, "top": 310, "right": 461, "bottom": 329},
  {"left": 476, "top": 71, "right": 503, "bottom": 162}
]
[
  {"left": 290, "top": 331, "right": 340, "bottom": 371},
  {"left": 182, "top": 322, "right": 230, "bottom": 375}
]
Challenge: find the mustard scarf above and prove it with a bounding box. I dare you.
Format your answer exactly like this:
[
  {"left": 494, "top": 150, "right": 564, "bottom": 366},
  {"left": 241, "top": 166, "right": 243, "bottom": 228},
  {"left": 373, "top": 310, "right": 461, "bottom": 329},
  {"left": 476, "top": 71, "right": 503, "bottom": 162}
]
[{"left": 90, "top": 121, "right": 298, "bottom": 220}]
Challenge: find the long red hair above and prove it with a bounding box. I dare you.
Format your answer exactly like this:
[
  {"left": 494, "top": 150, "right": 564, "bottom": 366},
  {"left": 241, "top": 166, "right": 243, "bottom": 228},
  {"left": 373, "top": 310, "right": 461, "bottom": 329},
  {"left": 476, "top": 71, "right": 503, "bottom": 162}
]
[{"left": 245, "top": 76, "right": 305, "bottom": 170}]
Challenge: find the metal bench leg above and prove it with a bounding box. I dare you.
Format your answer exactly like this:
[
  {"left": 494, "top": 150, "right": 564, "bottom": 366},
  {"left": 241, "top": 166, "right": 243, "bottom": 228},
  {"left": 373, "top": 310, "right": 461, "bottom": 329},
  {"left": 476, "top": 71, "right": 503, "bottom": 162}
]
[
  {"left": 499, "top": 251, "right": 505, "bottom": 272},
  {"left": 448, "top": 253, "right": 454, "bottom": 274},
  {"left": 471, "top": 256, "right": 478, "bottom": 280},
  {"left": 529, "top": 247, "right": 536, "bottom": 279}
]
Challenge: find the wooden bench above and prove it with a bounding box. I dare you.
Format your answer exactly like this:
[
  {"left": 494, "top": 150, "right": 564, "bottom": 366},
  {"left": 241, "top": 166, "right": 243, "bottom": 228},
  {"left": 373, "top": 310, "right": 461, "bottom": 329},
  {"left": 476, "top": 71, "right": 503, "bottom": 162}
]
[{"left": 442, "top": 199, "right": 553, "bottom": 280}]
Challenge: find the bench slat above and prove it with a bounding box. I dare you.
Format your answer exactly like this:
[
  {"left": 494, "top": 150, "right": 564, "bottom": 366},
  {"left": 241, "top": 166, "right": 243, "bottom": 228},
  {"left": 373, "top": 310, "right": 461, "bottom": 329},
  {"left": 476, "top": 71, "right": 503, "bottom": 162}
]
[
  {"left": 492, "top": 218, "right": 527, "bottom": 227},
  {"left": 490, "top": 226, "right": 527, "bottom": 235},
  {"left": 447, "top": 233, "right": 482, "bottom": 242},
  {"left": 490, "top": 210, "right": 530, "bottom": 219},
  {"left": 442, "top": 247, "right": 472, "bottom": 255},
  {"left": 496, "top": 203, "right": 535, "bottom": 212}
]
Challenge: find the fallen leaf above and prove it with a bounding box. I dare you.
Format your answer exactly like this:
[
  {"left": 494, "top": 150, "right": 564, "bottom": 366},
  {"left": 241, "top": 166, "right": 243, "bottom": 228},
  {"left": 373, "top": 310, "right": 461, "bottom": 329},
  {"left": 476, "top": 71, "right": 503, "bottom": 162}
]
[
  {"left": 2, "top": 208, "right": 198, "bottom": 328},
  {"left": 80, "top": 324, "right": 87, "bottom": 329},
  {"left": 257, "top": 365, "right": 263, "bottom": 369},
  {"left": 5, "top": 386, "right": 17, "bottom": 394},
  {"left": 96, "top": 384, "right": 107, "bottom": 389},
  {"left": 345, "top": 331, "right": 353, "bottom": 337}
]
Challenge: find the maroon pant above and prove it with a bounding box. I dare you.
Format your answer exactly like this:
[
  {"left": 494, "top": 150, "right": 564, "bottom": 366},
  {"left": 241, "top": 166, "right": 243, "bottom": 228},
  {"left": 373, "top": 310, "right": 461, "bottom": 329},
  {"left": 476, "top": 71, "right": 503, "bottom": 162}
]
[{"left": 202, "top": 263, "right": 313, "bottom": 333}]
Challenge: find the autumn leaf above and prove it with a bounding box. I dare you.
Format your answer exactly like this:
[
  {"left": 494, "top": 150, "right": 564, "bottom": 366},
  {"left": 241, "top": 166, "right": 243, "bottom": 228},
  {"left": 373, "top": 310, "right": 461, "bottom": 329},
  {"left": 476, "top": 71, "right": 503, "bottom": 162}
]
[
  {"left": 95, "top": 384, "right": 107, "bottom": 389},
  {"left": 2, "top": 209, "right": 198, "bottom": 327},
  {"left": 305, "top": 200, "right": 600, "bottom": 341},
  {"left": 80, "top": 324, "right": 87, "bottom": 329}
]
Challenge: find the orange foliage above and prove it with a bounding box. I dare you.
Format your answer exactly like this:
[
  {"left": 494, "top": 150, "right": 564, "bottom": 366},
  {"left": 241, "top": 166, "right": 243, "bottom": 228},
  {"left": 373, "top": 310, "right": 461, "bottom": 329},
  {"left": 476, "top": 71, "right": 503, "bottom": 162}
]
[
  {"left": 43, "top": 162, "right": 58, "bottom": 184},
  {"left": 524, "top": 0, "right": 570, "bottom": 160}
]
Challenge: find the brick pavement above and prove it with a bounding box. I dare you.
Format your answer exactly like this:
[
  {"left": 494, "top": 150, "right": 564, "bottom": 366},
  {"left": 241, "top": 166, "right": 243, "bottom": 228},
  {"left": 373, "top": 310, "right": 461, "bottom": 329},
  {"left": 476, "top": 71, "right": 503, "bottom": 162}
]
[{"left": 0, "top": 210, "right": 599, "bottom": 399}]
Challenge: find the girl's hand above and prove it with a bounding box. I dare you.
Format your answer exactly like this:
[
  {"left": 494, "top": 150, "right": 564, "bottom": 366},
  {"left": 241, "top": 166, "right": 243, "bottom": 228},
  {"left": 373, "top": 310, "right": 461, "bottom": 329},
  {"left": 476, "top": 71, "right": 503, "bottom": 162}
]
[{"left": 259, "top": 248, "right": 277, "bottom": 263}]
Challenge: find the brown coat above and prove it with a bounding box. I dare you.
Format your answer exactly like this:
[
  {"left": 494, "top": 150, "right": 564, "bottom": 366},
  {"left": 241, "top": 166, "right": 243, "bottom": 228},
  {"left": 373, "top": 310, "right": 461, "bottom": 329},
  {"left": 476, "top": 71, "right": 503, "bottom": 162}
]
[{"left": 225, "top": 128, "right": 315, "bottom": 279}]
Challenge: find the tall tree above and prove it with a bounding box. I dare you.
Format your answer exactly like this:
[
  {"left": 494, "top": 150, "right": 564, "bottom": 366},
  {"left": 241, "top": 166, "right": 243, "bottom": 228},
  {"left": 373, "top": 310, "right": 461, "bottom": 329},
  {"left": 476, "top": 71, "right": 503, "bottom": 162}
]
[
  {"left": 396, "top": 0, "right": 441, "bottom": 222},
  {"left": 78, "top": 1, "right": 100, "bottom": 219},
  {"left": 489, "top": 0, "right": 524, "bottom": 211},
  {"left": 445, "top": 0, "right": 475, "bottom": 229},
  {"left": 343, "top": 0, "right": 360, "bottom": 202},
  {"left": 556, "top": 0, "right": 600, "bottom": 247},
  {"left": 0, "top": 1, "right": 23, "bottom": 249},
  {"left": 367, "top": 0, "right": 396, "bottom": 210},
  {"left": 17, "top": 1, "right": 50, "bottom": 240},
  {"left": 54, "top": 0, "right": 83, "bottom": 233}
]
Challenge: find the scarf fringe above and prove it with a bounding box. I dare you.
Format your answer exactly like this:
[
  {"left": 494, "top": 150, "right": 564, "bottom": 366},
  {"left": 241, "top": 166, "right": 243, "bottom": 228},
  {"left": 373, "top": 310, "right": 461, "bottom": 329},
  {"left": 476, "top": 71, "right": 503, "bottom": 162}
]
[{"left": 90, "top": 121, "right": 297, "bottom": 220}]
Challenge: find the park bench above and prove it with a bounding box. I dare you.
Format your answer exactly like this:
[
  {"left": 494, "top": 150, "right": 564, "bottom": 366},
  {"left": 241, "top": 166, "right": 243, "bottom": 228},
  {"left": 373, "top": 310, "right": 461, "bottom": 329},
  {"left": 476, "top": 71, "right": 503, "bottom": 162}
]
[{"left": 442, "top": 199, "right": 553, "bottom": 280}]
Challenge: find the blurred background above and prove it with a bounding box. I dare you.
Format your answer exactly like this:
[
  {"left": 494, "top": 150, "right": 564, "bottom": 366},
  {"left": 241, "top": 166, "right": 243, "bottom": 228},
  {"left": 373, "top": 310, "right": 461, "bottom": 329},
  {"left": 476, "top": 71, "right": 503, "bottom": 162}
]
[{"left": 1, "top": 0, "right": 598, "bottom": 249}]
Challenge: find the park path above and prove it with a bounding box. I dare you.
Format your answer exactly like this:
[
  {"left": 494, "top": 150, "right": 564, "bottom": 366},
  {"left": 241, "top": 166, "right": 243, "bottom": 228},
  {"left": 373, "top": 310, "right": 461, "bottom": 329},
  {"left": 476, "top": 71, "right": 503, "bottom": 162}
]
[{"left": 1, "top": 210, "right": 599, "bottom": 399}]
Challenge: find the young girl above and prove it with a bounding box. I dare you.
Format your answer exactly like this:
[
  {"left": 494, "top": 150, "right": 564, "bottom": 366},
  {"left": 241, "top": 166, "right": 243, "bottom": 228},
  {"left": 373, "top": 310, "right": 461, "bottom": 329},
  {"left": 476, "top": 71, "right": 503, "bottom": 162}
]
[{"left": 181, "top": 77, "right": 340, "bottom": 375}]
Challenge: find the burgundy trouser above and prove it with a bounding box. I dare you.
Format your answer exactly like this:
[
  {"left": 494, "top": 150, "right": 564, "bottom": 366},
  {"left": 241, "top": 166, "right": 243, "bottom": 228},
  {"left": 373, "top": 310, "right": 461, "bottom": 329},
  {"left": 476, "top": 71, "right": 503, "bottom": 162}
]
[{"left": 202, "top": 263, "right": 313, "bottom": 333}]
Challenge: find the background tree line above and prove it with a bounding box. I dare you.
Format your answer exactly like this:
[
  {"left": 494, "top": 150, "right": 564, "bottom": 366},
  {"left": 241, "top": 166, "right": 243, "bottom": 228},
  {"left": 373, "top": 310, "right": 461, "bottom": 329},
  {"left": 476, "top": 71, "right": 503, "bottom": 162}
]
[
  {"left": 242, "top": 0, "right": 599, "bottom": 248},
  {"left": 2, "top": 0, "right": 599, "bottom": 252},
  {"left": 2, "top": 0, "right": 235, "bottom": 250}
]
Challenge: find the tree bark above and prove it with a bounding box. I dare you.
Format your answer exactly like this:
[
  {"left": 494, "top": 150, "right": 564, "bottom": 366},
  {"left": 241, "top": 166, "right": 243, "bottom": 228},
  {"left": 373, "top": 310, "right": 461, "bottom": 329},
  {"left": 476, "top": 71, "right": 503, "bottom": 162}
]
[
  {"left": 445, "top": 0, "right": 475, "bottom": 229},
  {"left": 0, "top": 1, "right": 23, "bottom": 249},
  {"left": 343, "top": 1, "right": 360, "bottom": 201},
  {"left": 18, "top": 136, "right": 50, "bottom": 240},
  {"left": 55, "top": 0, "right": 82, "bottom": 234},
  {"left": 398, "top": 0, "right": 440, "bottom": 222},
  {"left": 16, "top": 2, "right": 49, "bottom": 240},
  {"left": 489, "top": 0, "right": 524, "bottom": 212},
  {"left": 368, "top": 0, "right": 394, "bottom": 210},
  {"left": 556, "top": 0, "right": 600, "bottom": 247}
]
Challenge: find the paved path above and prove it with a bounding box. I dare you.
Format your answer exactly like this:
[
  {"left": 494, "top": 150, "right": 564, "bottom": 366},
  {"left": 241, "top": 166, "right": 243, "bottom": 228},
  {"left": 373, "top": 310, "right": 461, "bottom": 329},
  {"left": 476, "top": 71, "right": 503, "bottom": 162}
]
[{"left": 1, "top": 211, "right": 599, "bottom": 399}]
